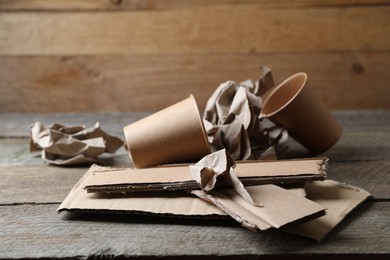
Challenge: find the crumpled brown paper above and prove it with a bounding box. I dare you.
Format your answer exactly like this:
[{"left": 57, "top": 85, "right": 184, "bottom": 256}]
[
  {"left": 30, "top": 122, "right": 124, "bottom": 165},
  {"left": 189, "top": 149, "right": 261, "bottom": 206},
  {"left": 203, "top": 66, "right": 288, "bottom": 160}
]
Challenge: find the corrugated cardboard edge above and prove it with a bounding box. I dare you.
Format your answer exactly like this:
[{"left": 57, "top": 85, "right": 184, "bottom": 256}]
[
  {"left": 57, "top": 164, "right": 226, "bottom": 217},
  {"left": 83, "top": 157, "right": 328, "bottom": 193}
]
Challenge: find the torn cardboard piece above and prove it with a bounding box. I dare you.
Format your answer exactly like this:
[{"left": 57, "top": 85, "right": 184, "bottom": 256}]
[
  {"left": 59, "top": 164, "right": 325, "bottom": 232},
  {"left": 59, "top": 165, "right": 370, "bottom": 240},
  {"left": 30, "top": 122, "right": 124, "bottom": 166},
  {"left": 192, "top": 184, "right": 325, "bottom": 231},
  {"left": 59, "top": 164, "right": 226, "bottom": 217},
  {"left": 283, "top": 180, "right": 371, "bottom": 241},
  {"left": 83, "top": 157, "right": 327, "bottom": 193}
]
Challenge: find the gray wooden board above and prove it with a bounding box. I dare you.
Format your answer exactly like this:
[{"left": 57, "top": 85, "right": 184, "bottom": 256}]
[
  {"left": 1, "top": 111, "right": 389, "bottom": 138},
  {"left": 0, "top": 111, "right": 389, "bottom": 258},
  {"left": 0, "top": 160, "right": 388, "bottom": 206},
  {"left": 1, "top": 132, "right": 389, "bottom": 167},
  {"left": 0, "top": 202, "right": 389, "bottom": 258}
]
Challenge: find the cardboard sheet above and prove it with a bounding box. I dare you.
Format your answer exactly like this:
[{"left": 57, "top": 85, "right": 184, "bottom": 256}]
[
  {"left": 283, "top": 180, "right": 371, "bottom": 241},
  {"left": 83, "top": 157, "right": 327, "bottom": 193},
  {"left": 58, "top": 166, "right": 369, "bottom": 240},
  {"left": 59, "top": 164, "right": 325, "bottom": 231},
  {"left": 30, "top": 122, "right": 124, "bottom": 165},
  {"left": 59, "top": 165, "right": 225, "bottom": 217}
]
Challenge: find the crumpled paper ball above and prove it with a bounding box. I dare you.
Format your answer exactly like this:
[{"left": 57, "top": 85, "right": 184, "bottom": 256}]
[
  {"left": 203, "top": 66, "right": 288, "bottom": 160},
  {"left": 30, "top": 122, "right": 124, "bottom": 166}
]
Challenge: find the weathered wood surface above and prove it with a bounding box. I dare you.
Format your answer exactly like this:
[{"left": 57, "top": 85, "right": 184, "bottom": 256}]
[
  {"left": 0, "top": 202, "right": 389, "bottom": 259},
  {"left": 1, "top": 0, "right": 388, "bottom": 11},
  {"left": 0, "top": 159, "right": 388, "bottom": 206},
  {"left": 1, "top": 111, "right": 389, "bottom": 137},
  {"left": 1, "top": 52, "right": 389, "bottom": 112},
  {"left": 1, "top": 1, "right": 389, "bottom": 112},
  {"left": 0, "top": 111, "right": 389, "bottom": 258},
  {"left": 1, "top": 6, "right": 389, "bottom": 55}
]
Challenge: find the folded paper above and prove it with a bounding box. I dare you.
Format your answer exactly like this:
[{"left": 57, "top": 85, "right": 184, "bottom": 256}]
[
  {"left": 189, "top": 149, "right": 260, "bottom": 206},
  {"left": 83, "top": 157, "right": 327, "bottom": 193},
  {"left": 30, "top": 122, "right": 124, "bottom": 166}
]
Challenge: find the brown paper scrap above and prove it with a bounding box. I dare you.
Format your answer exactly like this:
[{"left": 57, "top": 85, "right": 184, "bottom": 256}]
[
  {"left": 189, "top": 149, "right": 261, "bottom": 206},
  {"left": 283, "top": 180, "right": 371, "bottom": 241},
  {"left": 193, "top": 183, "right": 326, "bottom": 231},
  {"left": 83, "top": 157, "right": 327, "bottom": 193},
  {"left": 59, "top": 165, "right": 226, "bottom": 217},
  {"left": 59, "top": 165, "right": 325, "bottom": 231},
  {"left": 59, "top": 165, "right": 368, "bottom": 241},
  {"left": 30, "top": 122, "right": 124, "bottom": 166},
  {"left": 203, "top": 67, "right": 287, "bottom": 161}
]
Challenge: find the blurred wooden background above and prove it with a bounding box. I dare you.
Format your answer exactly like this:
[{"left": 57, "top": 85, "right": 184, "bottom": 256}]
[{"left": 0, "top": 0, "right": 389, "bottom": 112}]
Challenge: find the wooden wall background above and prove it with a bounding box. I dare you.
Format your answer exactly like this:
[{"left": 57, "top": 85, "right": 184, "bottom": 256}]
[{"left": 0, "top": 0, "right": 389, "bottom": 112}]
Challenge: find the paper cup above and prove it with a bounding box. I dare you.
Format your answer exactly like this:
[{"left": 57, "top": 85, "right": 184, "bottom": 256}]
[
  {"left": 261, "top": 73, "right": 342, "bottom": 154},
  {"left": 124, "top": 95, "right": 211, "bottom": 168}
]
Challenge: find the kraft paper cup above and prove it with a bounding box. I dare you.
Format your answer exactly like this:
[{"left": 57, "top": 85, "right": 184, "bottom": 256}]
[
  {"left": 261, "top": 72, "right": 342, "bottom": 154},
  {"left": 124, "top": 95, "right": 211, "bottom": 168}
]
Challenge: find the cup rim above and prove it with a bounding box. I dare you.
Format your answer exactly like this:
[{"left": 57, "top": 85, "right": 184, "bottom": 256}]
[
  {"left": 262, "top": 72, "right": 307, "bottom": 117},
  {"left": 188, "top": 94, "right": 212, "bottom": 154}
]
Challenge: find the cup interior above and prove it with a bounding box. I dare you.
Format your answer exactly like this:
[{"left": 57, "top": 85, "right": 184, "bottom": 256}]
[{"left": 262, "top": 73, "right": 307, "bottom": 116}]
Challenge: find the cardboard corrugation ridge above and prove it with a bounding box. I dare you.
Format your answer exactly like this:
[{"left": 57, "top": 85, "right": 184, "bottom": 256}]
[{"left": 317, "top": 157, "right": 328, "bottom": 179}]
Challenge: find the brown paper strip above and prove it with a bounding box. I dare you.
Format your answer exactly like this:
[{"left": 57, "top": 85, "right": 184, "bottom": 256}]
[{"left": 83, "top": 157, "right": 327, "bottom": 193}]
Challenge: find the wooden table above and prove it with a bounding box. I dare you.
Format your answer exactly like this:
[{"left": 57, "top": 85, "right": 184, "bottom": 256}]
[{"left": 1, "top": 111, "right": 389, "bottom": 259}]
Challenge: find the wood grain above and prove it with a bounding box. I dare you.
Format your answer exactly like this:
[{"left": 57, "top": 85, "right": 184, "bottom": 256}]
[
  {"left": 0, "top": 111, "right": 389, "bottom": 258},
  {"left": 0, "top": 110, "right": 389, "bottom": 203},
  {"left": 1, "top": 111, "right": 389, "bottom": 137},
  {"left": 1, "top": 6, "right": 389, "bottom": 55},
  {"left": 0, "top": 165, "right": 86, "bottom": 204},
  {"left": 0, "top": 202, "right": 389, "bottom": 258},
  {"left": 1, "top": 52, "right": 389, "bottom": 112},
  {"left": 1, "top": 0, "right": 388, "bottom": 11},
  {"left": 0, "top": 158, "right": 387, "bottom": 205}
]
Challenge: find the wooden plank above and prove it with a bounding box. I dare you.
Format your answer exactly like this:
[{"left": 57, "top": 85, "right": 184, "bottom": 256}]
[
  {"left": 1, "top": 52, "right": 389, "bottom": 112},
  {"left": 0, "top": 112, "right": 149, "bottom": 137},
  {"left": 1, "top": 111, "right": 389, "bottom": 138},
  {"left": 0, "top": 202, "right": 389, "bottom": 258},
  {"left": 1, "top": 0, "right": 388, "bottom": 11},
  {"left": 0, "top": 166, "right": 87, "bottom": 204},
  {"left": 284, "top": 132, "right": 390, "bottom": 162},
  {"left": 0, "top": 6, "right": 389, "bottom": 55},
  {"left": 328, "top": 161, "right": 390, "bottom": 199},
  {"left": 0, "top": 149, "right": 388, "bottom": 205}
]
